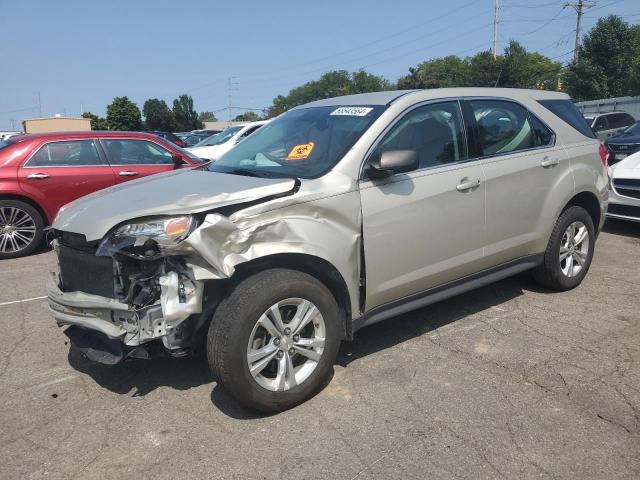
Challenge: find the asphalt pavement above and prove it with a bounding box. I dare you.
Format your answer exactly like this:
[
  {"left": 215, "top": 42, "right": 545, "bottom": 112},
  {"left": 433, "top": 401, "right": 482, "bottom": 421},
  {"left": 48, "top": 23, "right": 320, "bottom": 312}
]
[{"left": 1, "top": 219, "right": 639, "bottom": 480}]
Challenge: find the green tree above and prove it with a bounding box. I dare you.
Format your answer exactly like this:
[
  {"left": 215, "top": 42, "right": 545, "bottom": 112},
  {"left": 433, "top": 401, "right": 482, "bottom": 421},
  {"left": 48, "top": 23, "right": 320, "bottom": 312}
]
[
  {"left": 466, "top": 51, "right": 503, "bottom": 87},
  {"left": 172, "top": 94, "right": 203, "bottom": 131},
  {"left": 199, "top": 111, "right": 218, "bottom": 123},
  {"left": 566, "top": 15, "right": 640, "bottom": 100},
  {"left": 233, "top": 111, "right": 261, "bottom": 122},
  {"left": 267, "top": 70, "right": 392, "bottom": 117},
  {"left": 105, "top": 96, "right": 142, "bottom": 131},
  {"left": 398, "top": 55, "right": 471, "bottom": 89},
  {"left": 499, "top": 41, "right": 561, "bottom": 89},
  {"left": 143, "top": 98, "right": 175, "bottom": 131},
  {"left": 397, "top": 42, "right": 560, "bottom": 90},
  {"left": 81, "top": 111, "right": 109, "bottom": 130}
]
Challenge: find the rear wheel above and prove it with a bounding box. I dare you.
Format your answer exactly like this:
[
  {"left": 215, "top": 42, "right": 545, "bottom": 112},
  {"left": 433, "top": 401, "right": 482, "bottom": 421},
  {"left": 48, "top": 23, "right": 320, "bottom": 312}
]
[
  {"left": 0, "top": 200, "right": 44, "bottom": 259},
  {"left": 207, "top": 269, "right": 342, "bottom": 412},
  {"left": 533, "top": 206, "right": 595, "bottom": 291}
]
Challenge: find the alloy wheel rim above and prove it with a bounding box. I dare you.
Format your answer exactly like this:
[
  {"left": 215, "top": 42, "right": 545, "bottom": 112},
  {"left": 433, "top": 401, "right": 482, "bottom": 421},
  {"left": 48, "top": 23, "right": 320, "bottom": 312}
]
[
  {"left": 559, "top": 221, "right": 589, "bottom": 278},
  {"left": 246, "top": 298, "right": 326, "bottom": 392},
  {"left": 0, "top": 207, "right": 36, "bottom": 254}
]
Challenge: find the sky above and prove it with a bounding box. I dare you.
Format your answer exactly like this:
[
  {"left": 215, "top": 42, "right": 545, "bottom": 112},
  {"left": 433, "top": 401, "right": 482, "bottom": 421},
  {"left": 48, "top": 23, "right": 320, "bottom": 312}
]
[{"left": 1, "top": 0, "right": 638, "bottom": 130}]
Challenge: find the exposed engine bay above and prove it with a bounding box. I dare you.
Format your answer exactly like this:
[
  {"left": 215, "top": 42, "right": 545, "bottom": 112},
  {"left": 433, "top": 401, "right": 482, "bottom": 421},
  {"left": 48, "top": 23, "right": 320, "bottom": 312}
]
[{"left": 48, "top": 228, "right": 212, "bottom": 361}]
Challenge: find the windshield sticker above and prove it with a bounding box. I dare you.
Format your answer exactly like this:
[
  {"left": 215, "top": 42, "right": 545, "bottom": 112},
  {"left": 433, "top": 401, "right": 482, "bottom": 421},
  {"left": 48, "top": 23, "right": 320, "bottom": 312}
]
[
  {"left": 287, "top": 142, "right": 315, "bottom": 161},
  {"left": 330, "top": 107, "right": 373, "bottom": 117}
]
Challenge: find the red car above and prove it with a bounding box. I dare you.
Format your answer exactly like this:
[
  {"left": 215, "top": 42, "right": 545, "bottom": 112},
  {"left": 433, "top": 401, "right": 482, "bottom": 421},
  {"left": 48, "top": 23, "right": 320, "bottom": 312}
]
[{"left": 0, "top": 131, "right": 204, "bottom": 259}]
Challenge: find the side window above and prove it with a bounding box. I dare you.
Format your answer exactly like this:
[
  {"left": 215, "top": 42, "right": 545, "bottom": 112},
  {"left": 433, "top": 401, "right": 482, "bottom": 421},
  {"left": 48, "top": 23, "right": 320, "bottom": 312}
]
[
  {"left": 593, "top": 116, "right": 608, "bottom": 132},
  {"left": 621, "top": 113, "right": 635, "bottom": 127},
  {"left": 528, "top": 114, "right": 554, "bottom": 147},
  {"left": 470, "top": 100, "right": 552, "bottom": 156},
  {"left": 375, "top": 101, "right": 467, "bottom": 169},
  {"left": 27, "top": 140, "right": 103, "bottom": 167},
  {"left": 239, "top": 125, "right": 262, "bottom": 140},
  {"left": 611, "top": 113, "right": 634, "bottom": 129},
  {"left": 103, "top": 139, "right": 174, "bottom": 165}
]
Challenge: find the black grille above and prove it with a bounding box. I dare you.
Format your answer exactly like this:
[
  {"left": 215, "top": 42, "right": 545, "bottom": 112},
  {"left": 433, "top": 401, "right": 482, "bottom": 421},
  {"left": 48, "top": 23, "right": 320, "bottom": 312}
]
[
  {"left": 607, "top": 143, "right": 640, "bottom": 153},
  {"left": 608, "top": 203, "right": 640, "bottom": 219},
  {"left": 613, "top": 178, "right": 640, "bottom": 200},
  {"left": 57, "top": 244, "right": 115, "bottom": 297}
]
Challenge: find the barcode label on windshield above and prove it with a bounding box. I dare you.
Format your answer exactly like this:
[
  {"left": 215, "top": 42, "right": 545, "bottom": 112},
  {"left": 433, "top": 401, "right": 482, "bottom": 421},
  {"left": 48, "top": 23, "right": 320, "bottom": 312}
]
[{"left": 330, "top": 107, "right": 373, "bottom": 116}]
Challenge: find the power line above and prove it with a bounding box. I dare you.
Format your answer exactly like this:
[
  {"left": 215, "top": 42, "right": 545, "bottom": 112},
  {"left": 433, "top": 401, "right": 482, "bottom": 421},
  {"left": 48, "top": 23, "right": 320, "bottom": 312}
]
[{"left": 154, "top": 0, "right": 483, "bottom": 99}]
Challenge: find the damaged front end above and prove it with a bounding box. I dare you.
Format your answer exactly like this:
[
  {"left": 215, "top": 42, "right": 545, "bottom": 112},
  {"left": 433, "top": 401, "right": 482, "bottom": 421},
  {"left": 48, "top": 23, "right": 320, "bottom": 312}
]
[{"left": 48, "top": 215, "right": 215, "bottom": 364}]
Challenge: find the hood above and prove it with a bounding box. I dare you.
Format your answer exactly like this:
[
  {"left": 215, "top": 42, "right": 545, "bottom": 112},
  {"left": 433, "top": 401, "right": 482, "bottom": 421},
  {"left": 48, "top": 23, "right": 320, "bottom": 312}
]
[
  {"left": 610, "top": 151, "right": 640, "bottom": 178},
  {"left": 185, "top": 144, "right": 226, "bottom": 159},
  {"left": 52, "top": 168, "right": 297, "bottom": 240},
  {"left": 606, "top": 130, "right": 640, "bottom": 142}
]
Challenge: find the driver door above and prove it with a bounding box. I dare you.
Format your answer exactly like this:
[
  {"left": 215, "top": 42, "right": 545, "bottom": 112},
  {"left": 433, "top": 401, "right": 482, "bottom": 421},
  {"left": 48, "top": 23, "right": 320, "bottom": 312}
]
[{"left": 359, "top": 100, "right": 486, "bottom": 310}]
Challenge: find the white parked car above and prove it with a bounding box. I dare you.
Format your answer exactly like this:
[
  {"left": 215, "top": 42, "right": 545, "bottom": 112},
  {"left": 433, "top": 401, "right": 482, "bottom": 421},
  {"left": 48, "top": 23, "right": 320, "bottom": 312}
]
[
  {"left": 186, "top": 121, "right": 267, "bottom": 161},
  {"left": 608, "top": 150, "right": 640, "bottom": 222}
]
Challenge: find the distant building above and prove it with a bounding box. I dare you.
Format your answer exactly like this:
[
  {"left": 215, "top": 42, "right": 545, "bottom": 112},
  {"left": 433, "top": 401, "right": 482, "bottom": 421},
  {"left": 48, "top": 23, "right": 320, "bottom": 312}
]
[{"left": 22, "top": 116, "right": 91, "bottom": 134}]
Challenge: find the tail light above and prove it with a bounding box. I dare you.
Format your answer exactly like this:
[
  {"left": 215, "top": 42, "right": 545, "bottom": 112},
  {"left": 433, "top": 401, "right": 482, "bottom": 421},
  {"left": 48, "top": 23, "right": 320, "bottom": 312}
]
[
  {"left": 176, "top": 139, "right": 186, "bottom": 148},
  {"left": 599, "top": 142, "right": 609, "bottom": 167}
]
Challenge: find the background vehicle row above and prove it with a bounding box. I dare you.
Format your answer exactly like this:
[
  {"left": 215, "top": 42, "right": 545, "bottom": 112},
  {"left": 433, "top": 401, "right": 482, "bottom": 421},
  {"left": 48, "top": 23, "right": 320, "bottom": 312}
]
[{"left": 0, "top": 131, "right": 203, "bottom": 258}]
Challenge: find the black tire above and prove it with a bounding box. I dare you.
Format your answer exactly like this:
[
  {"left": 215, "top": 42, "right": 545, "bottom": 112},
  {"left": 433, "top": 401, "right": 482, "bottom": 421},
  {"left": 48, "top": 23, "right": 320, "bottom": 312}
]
[
  {"left": 207, "top": 268, "right": 342, "bottom": 412},
  {"left": 533, "top": 206, "right": 595, "bottom": 291},
  {"left": 0, "top": 200, "right": 44, "bottom": 260}
]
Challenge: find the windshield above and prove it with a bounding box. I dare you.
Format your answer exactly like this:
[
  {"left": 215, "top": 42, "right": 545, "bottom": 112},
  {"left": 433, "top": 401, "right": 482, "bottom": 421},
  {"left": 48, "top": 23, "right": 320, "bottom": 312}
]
[
  {"left": 208, "top": 105, "right": 385, "bottom": 178},
  {"left": 624, "top": 121, "right": 640, "bottom": 134},
  {"left": 195, "top": 127, "right": 242, "bottom": 147}
]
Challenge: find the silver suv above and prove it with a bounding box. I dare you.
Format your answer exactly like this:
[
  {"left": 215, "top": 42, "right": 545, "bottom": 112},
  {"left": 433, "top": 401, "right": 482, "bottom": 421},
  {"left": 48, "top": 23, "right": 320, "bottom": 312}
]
[{"left": 48, "top": 88, "right": 608, "bottom": 411}]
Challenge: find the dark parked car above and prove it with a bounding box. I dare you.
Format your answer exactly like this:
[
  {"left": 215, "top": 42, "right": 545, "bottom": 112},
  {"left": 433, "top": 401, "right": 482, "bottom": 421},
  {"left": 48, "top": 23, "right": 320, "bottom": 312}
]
[
  {"left": 605, "top": 121, "right": 640, "bottom": 165},
  {"left": 0, "top": 131, "right": 204, "bottom": 259},
  {"left": 145, "top": 131, "right": 187, "bottom": 148}
]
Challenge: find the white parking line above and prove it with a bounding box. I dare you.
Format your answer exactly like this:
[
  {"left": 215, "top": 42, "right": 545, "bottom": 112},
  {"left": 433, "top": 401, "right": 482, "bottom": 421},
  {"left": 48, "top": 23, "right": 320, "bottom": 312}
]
[{"left": 0, "top": 295, "right": 47, "bottom": 307}]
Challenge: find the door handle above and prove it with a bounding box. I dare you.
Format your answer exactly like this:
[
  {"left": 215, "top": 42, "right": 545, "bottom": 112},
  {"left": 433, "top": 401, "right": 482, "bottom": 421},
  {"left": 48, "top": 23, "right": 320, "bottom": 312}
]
[
  {"left": 541, "top": 156, "right": 559, "bottom": 168},
  {"left": 118, "top": 171, "right": 138, "bottom": 177},
  {"left": 26, "top": 173, "right": 50, "bottom": 179},
  {"left": 456, "top": 178, "right": 481, "bottom": 192}
]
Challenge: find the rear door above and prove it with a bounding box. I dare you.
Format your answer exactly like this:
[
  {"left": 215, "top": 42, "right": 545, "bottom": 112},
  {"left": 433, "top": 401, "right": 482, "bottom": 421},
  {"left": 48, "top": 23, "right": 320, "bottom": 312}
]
[
  {"left": 360, "top": 100, "right": 486, "bottom": 310},
  {"left": 17, "top": 139, "right": 116, "bottom": 218},
  {"left": 100, "top": 138, "right": 177, "bottom": 183},
  {"left": 465, "top": 98, "right": 567, "bottom": 265}
]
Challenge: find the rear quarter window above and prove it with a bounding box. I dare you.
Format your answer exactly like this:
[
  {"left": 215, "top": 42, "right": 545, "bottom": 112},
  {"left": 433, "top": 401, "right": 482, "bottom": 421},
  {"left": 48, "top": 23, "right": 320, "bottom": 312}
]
[{"left": 538, "top": 100, "right": 596, "bottom": 139}]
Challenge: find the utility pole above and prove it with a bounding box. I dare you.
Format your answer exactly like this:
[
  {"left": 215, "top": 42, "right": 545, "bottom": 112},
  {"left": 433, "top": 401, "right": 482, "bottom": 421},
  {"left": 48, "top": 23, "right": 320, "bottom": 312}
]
[
  {"left": 227, "top": 77, "right": 239, "bottom": 125},
  {"left": 37, "top": 92, "right": 42, "bottom": 118},
  {"left": 492, "top": 0, "right": 499, "bottom": 60},
  {"left": 564, "top": 0, "right": 594, "bottom": 62}
]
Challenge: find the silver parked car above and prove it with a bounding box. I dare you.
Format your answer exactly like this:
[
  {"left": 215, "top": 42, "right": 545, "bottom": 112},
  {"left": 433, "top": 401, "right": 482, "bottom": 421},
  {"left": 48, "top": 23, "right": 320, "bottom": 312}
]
[
  {"left": 584, "top": 111, "right": 635, "bottom": 141},
  {"left": 48, "top": 88, "right": 608, "bottom": 411}
]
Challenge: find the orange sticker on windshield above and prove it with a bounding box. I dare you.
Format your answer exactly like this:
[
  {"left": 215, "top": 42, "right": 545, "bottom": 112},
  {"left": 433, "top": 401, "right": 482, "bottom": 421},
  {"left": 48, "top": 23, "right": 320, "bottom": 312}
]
[{"left": 287, "top": 142, "right": 314, "bottom": 161}]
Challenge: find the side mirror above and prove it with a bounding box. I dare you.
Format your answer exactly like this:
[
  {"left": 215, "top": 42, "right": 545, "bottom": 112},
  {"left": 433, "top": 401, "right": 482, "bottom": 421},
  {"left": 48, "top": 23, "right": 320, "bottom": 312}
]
[
  {"left": 171, "top": 154, "right": 183, "bottom": 168},
  {"left": 368, "top": 150, "right": 418, "bottom": 179}
]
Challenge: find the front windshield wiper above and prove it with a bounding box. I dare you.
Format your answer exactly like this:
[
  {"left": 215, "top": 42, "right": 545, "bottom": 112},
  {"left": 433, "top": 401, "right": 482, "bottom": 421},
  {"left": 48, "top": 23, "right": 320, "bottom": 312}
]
[{"left": 224, "top": 168, "right": 279, "bottom": 178}]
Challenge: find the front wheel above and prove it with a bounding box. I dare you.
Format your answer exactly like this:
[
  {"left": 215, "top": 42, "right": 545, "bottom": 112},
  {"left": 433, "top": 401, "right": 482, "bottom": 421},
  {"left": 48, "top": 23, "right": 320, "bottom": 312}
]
[
  {"left": 207, "top": 269, "right": 342, "bottom": 412},
  {"left": 533, "top": 206, "right": 595, "bottom": 291}
]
